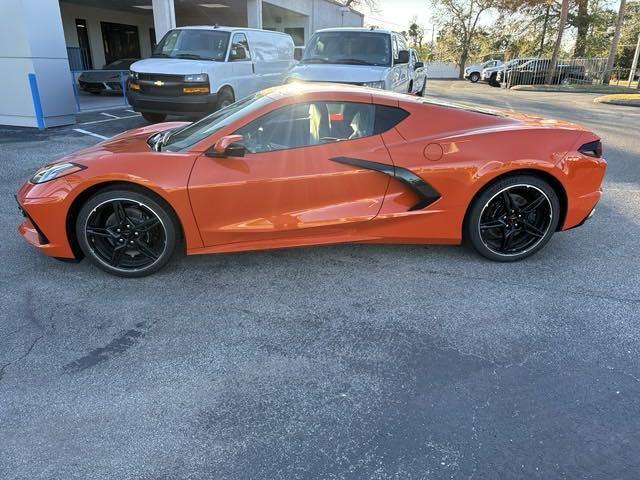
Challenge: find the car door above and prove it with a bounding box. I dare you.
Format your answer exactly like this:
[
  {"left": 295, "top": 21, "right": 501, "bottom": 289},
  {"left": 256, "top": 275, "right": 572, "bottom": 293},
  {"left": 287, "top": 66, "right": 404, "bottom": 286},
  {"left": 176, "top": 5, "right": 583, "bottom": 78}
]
[
  {"left": 227, "top": 32, "right": 254, "bottom": 99},
  {"left": 387, "top": 34, "right": 409, "bottom": 92},
  {"left": 187, "top": 100, "right": 394, "bottom": 247}
]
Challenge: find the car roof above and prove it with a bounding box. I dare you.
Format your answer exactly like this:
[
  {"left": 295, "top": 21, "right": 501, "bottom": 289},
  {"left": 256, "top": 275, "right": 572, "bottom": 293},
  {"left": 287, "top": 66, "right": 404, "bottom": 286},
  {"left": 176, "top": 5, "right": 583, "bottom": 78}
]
[
  {"left": 315, "top": 27, "right": 395, "bottom": 35},
  {"left": 172, "top": 25, "right": 290, "bottom": 36}
]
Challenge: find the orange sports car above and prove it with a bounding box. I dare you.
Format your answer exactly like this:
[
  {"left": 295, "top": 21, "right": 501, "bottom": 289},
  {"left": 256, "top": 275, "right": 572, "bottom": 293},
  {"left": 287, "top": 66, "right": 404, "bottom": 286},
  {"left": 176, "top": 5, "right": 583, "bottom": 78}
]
[{"left": 16, "top": 83, "right": 605, "bottom": 277}]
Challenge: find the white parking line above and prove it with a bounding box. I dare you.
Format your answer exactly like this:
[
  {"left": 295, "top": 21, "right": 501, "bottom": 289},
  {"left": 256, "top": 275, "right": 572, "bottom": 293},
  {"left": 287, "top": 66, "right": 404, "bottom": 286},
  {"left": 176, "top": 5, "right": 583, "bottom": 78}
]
[
  {"left": 100, "top": 112, "right": 120, "bottom": 119},
  {"left": 125, "top": 109, "right": 140, "bottom": 114},
  {"left": 73, "top": 128, "right": 109, "bottom": 140},
  {"left": 78, "top": 114, "right": 142, "bottom": 125}
]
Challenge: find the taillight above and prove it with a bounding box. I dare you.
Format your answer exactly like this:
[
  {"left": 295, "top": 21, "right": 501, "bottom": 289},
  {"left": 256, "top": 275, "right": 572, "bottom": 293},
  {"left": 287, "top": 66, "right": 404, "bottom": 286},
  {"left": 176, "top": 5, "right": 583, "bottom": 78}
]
[{"left": 578, "top": 140, "right": 602, "bottom": 158}]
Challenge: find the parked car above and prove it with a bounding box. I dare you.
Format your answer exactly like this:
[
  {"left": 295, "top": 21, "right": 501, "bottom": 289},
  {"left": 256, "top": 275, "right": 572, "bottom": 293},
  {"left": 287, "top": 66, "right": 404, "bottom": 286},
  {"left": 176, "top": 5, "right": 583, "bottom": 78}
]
[
  {"left": 464, "top": 59, "right": 502, "bottom": 83},
  {"left": 285, "top": 27, "right": 412, "bottom": 93},
  {"left": 408, "top": 48, "right": 427, "bottom": 96},
  {"left": 17, "top": 83, "right": 606, "bottom": 277},
  {"left": 78, "top": 58, "right": 138, "bottom": 95},
  {"left": 500, "top": 59, "right": 587, "bottom": 86},
  {"left": 483, "top": 57, "right": 538, "bottom": 86},
  {"left": 127, "top": 26, "right": 295, "bottom": 123}
]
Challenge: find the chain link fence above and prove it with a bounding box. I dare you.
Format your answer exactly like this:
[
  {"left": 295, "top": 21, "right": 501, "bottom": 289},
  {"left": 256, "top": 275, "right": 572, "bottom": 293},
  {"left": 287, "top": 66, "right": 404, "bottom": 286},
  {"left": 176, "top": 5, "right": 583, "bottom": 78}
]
[{"left": 501, "top": 57, "right": 638, "bottom": 89}]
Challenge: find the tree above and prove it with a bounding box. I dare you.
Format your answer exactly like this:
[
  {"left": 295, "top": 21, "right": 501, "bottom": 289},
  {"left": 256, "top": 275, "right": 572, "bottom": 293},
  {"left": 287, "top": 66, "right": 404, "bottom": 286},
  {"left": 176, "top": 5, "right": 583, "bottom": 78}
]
[
  {"left": 341, "top": 0, "right": 379, "bottom": 11},
  {"left": 545, "top": 0, "right": 570, "bottom": 84},
  {"left": 603, "top": 0, "right": 627, "bottom": 84},
  {"left": 431, "top": 0, "right": 497, "bottom": 79},
  {"left": 572, "top": 0, "right": 590, "bottom": 57},
  {"left": 408, "top": 18, "right": 425, "bottom": 47}
]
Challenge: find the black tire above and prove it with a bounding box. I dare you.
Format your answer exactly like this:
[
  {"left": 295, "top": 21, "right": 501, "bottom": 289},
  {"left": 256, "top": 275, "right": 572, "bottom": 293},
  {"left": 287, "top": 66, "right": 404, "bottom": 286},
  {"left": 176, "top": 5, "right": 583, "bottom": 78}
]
[
  {"left": 489, "top": 73, "right": 499, "bottom": 87},
  {"left": 75, "top": 188, "right": 178, "bottom": 277},
  {"left": 141, "top": 112, "right": 166, "bottom": 123},
  {"left": 215, "top": 89, "right": 234, "bottom": 111},
  {"left": 465, "top": 175, "right": 560, "bottom": 262},
  {"left": 89, "top": 91, "right": 102, "bottom": 96},
  {"left": 469, "top": 72, "right": 480, "bottom": 83},
  {"left": 418, "top": 80, "right": 426, "bottom": 97}
]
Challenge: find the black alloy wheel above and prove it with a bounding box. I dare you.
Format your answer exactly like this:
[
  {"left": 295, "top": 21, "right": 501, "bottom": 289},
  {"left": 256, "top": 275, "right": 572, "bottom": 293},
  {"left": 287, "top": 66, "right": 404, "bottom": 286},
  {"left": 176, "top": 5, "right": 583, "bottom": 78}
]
[
  {"left": 465, "top": 175, "right": 560, "bottom": 261},
  {"left": 76, "top": 189, "right": 178, "bottom": 277}
]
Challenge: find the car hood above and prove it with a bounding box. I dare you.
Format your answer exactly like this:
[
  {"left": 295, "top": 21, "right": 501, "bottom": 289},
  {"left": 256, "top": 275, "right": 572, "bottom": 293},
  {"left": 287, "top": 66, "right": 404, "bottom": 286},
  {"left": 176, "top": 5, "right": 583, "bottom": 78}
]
[
  {"left": 288, "top": 64, "right": 388, "bottom": 83},
  {"left": 130, "top": 58, "right": 211, "bottom": 75},
  {"left": 61, "top": 122, "right": 189, "bottom": 163}
]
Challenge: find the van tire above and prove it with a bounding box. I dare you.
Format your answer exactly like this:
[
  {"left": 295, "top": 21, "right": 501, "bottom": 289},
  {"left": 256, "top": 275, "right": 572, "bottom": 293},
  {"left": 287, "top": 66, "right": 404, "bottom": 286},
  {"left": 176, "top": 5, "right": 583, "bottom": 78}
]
[
  {"left": 216, "top": 89, "right": 234, "bottom": 111},
  {"left": 142, "top": 112, "right": 167, "bottom": 123}
]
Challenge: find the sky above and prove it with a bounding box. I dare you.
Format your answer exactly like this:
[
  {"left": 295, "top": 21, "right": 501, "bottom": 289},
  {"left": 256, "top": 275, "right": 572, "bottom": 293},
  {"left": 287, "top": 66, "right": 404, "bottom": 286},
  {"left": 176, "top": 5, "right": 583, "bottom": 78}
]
[{"left": 360, "top": 0, "right": 436, "bottom": 35}]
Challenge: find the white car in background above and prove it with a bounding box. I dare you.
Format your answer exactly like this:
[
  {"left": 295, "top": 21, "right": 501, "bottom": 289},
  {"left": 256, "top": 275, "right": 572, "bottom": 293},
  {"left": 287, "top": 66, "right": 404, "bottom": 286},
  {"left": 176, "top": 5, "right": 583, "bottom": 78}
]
[
  {"left": 408, "top": 48, "right": 427, "bottom": 96},
  {"left": 464, "top": 59, "right": 502, "bottom": 83},
  {"left": 127, "top": 26, "right": 295, "bottom": 122},
  {"left": 285, "top": 27, "right": 412, "bottom": 93}
]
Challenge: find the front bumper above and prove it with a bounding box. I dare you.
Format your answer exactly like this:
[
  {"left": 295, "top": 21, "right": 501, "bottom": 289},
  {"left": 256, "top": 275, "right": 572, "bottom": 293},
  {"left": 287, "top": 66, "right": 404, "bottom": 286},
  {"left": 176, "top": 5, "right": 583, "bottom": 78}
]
[
  {"left": 15, "top": 184, "right": 76, "bottom": 259},
  {"left": 127, "top": 91, "right": 218, "bottom": 116}
]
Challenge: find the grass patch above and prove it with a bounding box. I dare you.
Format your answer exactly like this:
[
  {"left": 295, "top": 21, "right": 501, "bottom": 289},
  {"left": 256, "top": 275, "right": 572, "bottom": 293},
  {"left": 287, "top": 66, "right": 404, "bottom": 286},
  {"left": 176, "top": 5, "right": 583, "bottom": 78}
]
[
  {"left": 511, "top": 84, "right": 638, "bottom": 94},
  {"left": 593, "top": 94, "right": 640, "bottom": 106}
]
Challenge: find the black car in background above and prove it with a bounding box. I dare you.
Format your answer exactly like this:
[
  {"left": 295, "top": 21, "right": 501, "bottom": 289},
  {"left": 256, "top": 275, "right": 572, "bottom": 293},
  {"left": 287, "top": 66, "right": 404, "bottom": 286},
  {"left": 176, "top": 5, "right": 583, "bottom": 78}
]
[
  {"left": 499, "top": 59, "right": 587, "bottom": 86},
  {"left": 78, "top": 58, "right": 139, "bottom": 95}
]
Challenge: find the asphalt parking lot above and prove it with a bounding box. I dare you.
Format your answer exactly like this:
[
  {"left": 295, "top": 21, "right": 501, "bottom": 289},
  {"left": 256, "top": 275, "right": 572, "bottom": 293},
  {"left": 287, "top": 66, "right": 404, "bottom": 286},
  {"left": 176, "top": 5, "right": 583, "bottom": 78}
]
[{"left": 1, "top": 80, "right": 639, "bottom": 479}]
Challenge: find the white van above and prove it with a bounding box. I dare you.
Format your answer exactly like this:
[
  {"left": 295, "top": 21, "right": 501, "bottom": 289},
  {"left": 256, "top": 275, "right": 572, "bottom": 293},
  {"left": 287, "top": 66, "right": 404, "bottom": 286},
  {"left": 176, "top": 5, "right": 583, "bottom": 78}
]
[
  {"left": 284, "top": 27, "right": 412, "bottom": 93},
  {"left": 127, "top": 26, "right": 295, "bottom": 122}
]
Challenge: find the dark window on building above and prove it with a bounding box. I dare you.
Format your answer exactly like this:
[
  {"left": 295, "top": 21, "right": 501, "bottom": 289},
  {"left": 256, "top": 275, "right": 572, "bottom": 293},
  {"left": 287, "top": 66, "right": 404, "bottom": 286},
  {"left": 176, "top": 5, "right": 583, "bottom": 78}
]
[
  {"left": 284, "top": 27, "right": 305, "bottom": 46},
  {"left": 74, "top": 19, "right": 93, "bottom": 69},
  {"left": 149, "top": 28, "right": 157, "bottom": 51},
  {"left": 100, "top": 22, "right": 141, "bottom": 65}
]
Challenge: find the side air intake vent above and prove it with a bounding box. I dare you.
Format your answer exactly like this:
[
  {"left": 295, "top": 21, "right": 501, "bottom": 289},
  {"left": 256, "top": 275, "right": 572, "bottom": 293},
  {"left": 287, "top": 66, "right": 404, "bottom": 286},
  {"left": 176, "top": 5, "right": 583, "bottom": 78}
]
[{"left": 578, "top": 140, "right": 602, "bottom": 158}]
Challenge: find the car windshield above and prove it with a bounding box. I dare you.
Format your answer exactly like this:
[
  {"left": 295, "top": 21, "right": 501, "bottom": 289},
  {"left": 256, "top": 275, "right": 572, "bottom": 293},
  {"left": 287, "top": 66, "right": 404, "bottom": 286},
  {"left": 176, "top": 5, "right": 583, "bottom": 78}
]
[
  {"left": 152, "top": 29, "right": 229, "bottom": 61},
  {"left": 302, "top": 32, "right": 391, "bottom": 67},
  {"left": 163, "top": 93, "right": 272, "bottom": 152}
]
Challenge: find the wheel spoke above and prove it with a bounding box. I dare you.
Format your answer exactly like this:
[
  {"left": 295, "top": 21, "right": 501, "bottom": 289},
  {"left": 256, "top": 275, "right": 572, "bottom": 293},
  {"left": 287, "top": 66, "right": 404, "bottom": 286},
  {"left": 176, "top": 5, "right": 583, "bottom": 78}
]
[
  {"left": 480, "top": 219, "right": 505, "bottom": 230},
  {"left": 501, "top": 228, "right": 514, "bottom": 251},
  {"left": 110, "top": 244, "right": 126, "bottom": 266},
  {"left": 86, "top": 226, "right": 114, "bottom": 238},
  {"left": 522, "top": 220, "right": 545, "bottom": 238},
  {"left": 502, "top": 191, "right": 513, "bottom": 211},
  {"left": 135, "top": 217, "right": 160, "bottom": 232},
  {"left": 113, "top": 201, "right": 129, "bottom": 224},
  {"left": 522, "top": 194, "right": 546, "bottom": 214},
  {"left": 135, "top": 240, "right": 159, "bottom": 260}
]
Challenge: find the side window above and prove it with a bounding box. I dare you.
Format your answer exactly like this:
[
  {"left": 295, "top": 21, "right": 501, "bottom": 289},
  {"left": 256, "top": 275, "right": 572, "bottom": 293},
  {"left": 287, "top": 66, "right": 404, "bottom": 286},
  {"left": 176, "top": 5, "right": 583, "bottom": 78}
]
[
  {"left": 391, "top": 35, "right": 399, "bottom": 62},
  {"left": 229, "top": 33, "right": 251, "bottom": 61},
  {"left": 373, "top": 105, "right": 409, "bottom": 134},
  {"left": 235, "top": 101, "right": 376, "bottom": 153}
]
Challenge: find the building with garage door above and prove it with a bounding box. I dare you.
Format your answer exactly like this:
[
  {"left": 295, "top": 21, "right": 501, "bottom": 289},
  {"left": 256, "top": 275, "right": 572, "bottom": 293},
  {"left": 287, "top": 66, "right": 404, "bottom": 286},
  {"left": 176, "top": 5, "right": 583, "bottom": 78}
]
[{"left": 0, "top": 0, "right": 363, "bottom": 128}]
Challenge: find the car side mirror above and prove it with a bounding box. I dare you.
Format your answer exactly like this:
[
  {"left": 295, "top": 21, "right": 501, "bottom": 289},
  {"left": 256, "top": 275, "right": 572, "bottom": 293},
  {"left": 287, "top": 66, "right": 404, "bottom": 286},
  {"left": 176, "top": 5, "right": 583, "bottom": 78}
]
[
  {"left": 229, "top": 45, "right": 247, "bottom": 61},
  {"left": 414, "top": 61, "right": 424, "bottom": 70},
  {"left": 396, "top": 50, "right": 410, "bottom": 64},
  {"left": 206, "top": 135, "right": 246, "bottom": 158}
]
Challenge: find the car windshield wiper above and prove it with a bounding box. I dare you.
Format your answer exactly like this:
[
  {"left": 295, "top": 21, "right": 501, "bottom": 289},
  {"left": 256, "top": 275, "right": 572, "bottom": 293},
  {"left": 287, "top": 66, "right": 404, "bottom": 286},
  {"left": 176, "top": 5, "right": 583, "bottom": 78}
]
[
  {"left": 175, "top": 53, "right": 209, "bottom": 60},
  {"left": 302, "top": 57, "right": 328, "bottom": 64},
  {"left": 334, "top": 58, "right": 371, "bottom": 65}
]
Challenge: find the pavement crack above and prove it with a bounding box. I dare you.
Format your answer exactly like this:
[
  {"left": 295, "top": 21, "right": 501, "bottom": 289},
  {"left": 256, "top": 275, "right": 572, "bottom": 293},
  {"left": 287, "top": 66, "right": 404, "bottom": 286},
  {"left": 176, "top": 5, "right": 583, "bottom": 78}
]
[{"left": 0, "top": 335, "right": 43, "bottom": 384}]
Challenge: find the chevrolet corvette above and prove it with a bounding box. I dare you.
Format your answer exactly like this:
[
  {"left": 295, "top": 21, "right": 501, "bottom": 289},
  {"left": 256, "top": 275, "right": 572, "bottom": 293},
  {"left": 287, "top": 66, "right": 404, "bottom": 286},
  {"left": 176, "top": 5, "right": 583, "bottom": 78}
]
[{"left": 16, "top": 83, "right": 606, "bottom": 277}]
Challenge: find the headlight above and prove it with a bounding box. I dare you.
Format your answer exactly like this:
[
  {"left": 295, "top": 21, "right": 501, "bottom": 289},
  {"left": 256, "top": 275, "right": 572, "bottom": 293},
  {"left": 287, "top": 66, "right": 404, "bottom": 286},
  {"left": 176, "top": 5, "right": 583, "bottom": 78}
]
[
  {"left": 362, "top": 80, "right": 385, "bottom": 89},
  {"left": 184, "top": 73, "right": 209, "bottom": 83},
  {"left": 128, "top": 70, "right": 138, "bottom": 81},
  {"left": 30, "top": 162, "right": 86, "bottom": 184}
]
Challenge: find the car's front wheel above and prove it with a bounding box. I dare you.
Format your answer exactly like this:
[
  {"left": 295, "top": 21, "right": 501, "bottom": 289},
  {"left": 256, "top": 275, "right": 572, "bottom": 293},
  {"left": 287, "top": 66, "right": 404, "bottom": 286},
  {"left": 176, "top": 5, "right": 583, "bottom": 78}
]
[
  {"left": 75, "top": 188, "right": 178, "bottom": 277},
  {"left": 469, "top": 72, "right": 480, "bottom": 83},
  {"left": 465, "top": 175, "right": 560, "bottom": 262}
]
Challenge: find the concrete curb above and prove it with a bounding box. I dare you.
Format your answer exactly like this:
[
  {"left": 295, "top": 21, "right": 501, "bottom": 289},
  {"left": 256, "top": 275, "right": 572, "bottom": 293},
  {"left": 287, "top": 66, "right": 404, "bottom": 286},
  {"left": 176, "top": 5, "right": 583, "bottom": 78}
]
[
  {"left": 593, "top": 94, "right": 640, "bottom": 107},
  {"left": 511, "top": 85, "right": 638, "bottom": 94}
]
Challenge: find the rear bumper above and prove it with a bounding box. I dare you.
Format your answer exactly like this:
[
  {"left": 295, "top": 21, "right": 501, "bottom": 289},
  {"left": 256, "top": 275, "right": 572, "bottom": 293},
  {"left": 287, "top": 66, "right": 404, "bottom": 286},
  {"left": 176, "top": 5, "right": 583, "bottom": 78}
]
[{"left": 127, "top": 91, "right": 218, "bottom": 115}]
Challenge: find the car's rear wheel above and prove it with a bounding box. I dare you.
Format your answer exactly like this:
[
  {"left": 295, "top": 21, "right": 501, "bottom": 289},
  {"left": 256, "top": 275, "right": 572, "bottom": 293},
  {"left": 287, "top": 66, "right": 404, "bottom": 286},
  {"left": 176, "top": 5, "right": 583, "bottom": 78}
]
[
  {"left": 75, "top": 189, "right": 178, "bottom": 277},
  {"left": 465, "top": 175, "right": 560, "bottom": 262},
  {"left": 489, "top": 73, "right": 499, "bottom": 87},
  {"left": 469, "top": 72, "right": 480, "bottom": 83},
  {"left": 141, "top": 112, "right": 166, "bottom": 123}
]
